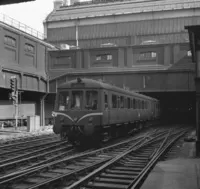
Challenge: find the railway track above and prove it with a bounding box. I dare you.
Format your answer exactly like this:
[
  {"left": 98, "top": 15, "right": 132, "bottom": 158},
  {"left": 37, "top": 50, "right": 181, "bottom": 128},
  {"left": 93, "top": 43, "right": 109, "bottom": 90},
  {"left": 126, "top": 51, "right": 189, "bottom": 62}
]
[
  {"left": 161, "top": 131, "right": 190, "bottom": 161},
  {"left": 0, "top": 135, "right": 60, "bottom": 160},
  {"left": 0, "top": 134, "right": 77, "bottom": 179},
  {"left": 0, "top": 128, "right": 170, "bottom": 189},
  {"left": 67, "top": 129, "right": 189, "bottom": 189},
  {"left": 0, "top": 141, "right": 74, "bottom": 178},
  {"left": 0, "top": 133, "right": 55, "bottom": 145}
]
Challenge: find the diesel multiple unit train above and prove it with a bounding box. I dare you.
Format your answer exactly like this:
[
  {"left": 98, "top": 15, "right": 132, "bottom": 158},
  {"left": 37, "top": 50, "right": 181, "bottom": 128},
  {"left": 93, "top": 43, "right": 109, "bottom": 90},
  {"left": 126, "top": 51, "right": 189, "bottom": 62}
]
[{"left": 52, "top": 78, "right": 160, "bottom": 145}]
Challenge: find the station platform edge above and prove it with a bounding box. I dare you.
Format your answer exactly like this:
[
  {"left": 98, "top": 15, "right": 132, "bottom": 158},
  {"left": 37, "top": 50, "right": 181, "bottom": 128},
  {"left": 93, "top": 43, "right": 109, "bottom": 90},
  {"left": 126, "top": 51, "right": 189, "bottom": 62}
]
[{"left": 141, "top": 138, "right": 200, "bottom": 189}]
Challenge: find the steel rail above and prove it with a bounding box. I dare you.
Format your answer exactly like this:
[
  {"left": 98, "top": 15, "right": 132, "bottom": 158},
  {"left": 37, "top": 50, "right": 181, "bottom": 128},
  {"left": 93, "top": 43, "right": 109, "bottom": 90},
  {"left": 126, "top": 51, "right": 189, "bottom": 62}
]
[
  {"left": 0, "top": 126, "right": 178, "bottom": 189},
  {"left": 16, "top": 131, "right": 167, "bottom": 189},
  {"left": 0, "top": 147, "right": 75, "bottom": 182},
  {"left": 67, "top": 133, "right": 165, "bottom": 189},
  {"left": 66, "top": 128, "right": 189, "bottom": 189},
  {"left": 0, "top": 132, "right": 152, "bottom": 188},
  {"left": 0, "top": 142, "right": 73, "bottom": 179},
  {"left": 0, "top": 138, "right": 63, "bottom": 158},
  {"left": 128, "top": 129, "right": 188, "bottom": 189},
  {"left": 0, "top": 128, "right": 167, "bottom": 184},
  {"left": 0, "top": 140, "right": 69, "bottom": 165}
]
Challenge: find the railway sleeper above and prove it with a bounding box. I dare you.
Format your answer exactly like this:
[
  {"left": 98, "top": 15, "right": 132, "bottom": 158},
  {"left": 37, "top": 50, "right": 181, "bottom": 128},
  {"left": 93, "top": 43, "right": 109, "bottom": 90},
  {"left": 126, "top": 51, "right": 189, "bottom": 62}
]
[
  {"left": 49, "top": 168, "right": 72, "bottom": 174},
  {"left": 74, "top": 162, "right": 92, "bottom": 166},
  {"left": 25, "top": 176, "right": 50, "bottom": 183},
  {"left": 65, "top": 165, "right": 85, "bottom": 169},
  {"left": 94, "top": 177, "right": 132, "bottom": 184},
  {"left": 100, "top": 172, "right": 136, "bottom": 180},
  {"left": 79, "top": 159, "right": 98, "bottom": 163},
  {"left": 86, "top": 181, "right": 127, "bottom": 189},
  {"left": 135, "top": 150, "right": 153, "bottom": 154},
  {"left": 123, "top": 157, "right": 148, "bottom": 162},
  {"left": 111, "top": 166, "right": 143, "bottom": 172},
  {"left": 131, "top": 155, "right": 151, "bottom": 159},
  {"left": 105, "top": 169, "right": 139, "bottom": 175},
  {"left": 124, "top": 156, "right": 148, "bottom": 161},
  {"left": 11, "top": 183, "right": 32, "bottom": 189}
]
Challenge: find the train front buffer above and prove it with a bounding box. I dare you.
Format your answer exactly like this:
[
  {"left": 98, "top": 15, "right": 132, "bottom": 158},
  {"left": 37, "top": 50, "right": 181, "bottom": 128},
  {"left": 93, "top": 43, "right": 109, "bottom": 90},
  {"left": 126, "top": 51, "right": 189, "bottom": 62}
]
[{"left": 52, "top": 111, "right": 102, "bottom": 138}]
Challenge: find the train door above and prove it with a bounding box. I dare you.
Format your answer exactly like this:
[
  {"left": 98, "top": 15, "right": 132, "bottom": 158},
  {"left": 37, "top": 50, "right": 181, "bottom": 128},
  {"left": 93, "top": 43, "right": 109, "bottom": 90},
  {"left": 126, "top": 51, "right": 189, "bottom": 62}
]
[{"left": 103, "top": 90, "right": 110, "bottom": 126}]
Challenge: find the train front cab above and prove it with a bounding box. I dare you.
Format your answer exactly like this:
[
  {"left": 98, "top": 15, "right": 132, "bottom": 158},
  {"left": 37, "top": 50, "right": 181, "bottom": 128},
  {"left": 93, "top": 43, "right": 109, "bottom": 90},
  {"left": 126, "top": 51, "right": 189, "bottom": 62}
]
[{"left": 53, "top": 88, "right": 104, "bottom": 144}]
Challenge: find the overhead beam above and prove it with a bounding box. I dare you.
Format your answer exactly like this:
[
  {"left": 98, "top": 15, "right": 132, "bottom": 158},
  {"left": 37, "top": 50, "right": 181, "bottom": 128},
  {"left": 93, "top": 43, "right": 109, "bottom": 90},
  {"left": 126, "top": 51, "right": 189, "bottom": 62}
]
[{"left": 0, "top": 0, "right": 35, "bottom": 5}]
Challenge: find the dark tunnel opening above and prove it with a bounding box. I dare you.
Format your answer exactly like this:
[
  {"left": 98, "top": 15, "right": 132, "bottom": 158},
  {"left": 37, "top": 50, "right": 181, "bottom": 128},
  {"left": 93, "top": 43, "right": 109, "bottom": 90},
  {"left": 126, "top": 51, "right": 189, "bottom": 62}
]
[{"left": 142, "top": 91, "right": 195, "bottom": 124}]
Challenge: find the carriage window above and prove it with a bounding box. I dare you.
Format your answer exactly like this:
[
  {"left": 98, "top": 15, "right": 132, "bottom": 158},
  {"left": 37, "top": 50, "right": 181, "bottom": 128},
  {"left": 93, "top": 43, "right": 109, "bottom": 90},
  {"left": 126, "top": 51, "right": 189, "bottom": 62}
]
[
  {"left": 58, "top": 91, "right": 70, "bottom": 111},
  {"left": 86, "top": 91, "right": 98, "bottom": 110},
  {"left": 120, "top": 96, "right": 124, "bottom": 108},
  {"left": 127, "top": 98, "right": 131, "bottom": 109},
  {"left": 133, "top": 99, "right": 136, "bottom": 109},
  {"left": 71, "top": 91, "right": 83, "bottom": 109},
  {"left": 112, "top": 94, "right": 117, "bottom": 108},
  {"left": 142, "top": 101, "right": 144, "bottom": 109},
  {"left": 104, "top": 93, "right": 108, "bottom": 109},
  {"left": 124, "top": 98, "right": 127, "bottom": 108},
  {"left": 138, "top": 100, "right": 141, "bottom": 109},
  {"left": 130, "top": 99, "right": 132, "bottom": 109}
]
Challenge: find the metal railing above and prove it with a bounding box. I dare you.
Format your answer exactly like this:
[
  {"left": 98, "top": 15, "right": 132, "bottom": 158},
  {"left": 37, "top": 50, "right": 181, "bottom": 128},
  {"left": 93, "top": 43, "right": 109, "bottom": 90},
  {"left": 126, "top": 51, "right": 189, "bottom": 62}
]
[{"left": 0, "top": 13, "right": 46, "bottom": 40}]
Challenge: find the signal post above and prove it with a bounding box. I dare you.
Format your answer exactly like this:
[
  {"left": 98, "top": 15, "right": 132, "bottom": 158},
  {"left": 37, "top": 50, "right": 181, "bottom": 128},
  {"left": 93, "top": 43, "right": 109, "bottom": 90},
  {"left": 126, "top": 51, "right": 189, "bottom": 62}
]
[{"left": 10, "top": 76, "right": 18, "bottom": 129}]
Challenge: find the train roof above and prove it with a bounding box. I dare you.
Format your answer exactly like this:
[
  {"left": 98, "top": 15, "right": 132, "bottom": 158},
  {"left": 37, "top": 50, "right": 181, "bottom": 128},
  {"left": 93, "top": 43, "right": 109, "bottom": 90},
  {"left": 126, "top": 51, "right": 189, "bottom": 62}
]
[{"left": 58, "top": 78, "right": 158, "bottom": 101}]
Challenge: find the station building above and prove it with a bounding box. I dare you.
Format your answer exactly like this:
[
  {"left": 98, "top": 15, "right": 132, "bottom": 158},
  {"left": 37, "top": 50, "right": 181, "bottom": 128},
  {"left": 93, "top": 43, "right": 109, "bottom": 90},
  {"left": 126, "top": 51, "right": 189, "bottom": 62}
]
[
  {"left": 42, "top": 0, "right": 199, "bottom": 124},
  {"left": 0, "top": 14, "right": 56, "bottom": 126}
]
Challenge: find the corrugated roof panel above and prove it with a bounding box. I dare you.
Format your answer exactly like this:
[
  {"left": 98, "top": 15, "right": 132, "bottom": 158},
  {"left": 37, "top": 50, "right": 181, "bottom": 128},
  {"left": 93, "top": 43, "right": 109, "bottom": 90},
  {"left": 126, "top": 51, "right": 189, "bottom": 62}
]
[
  {"left": 48, "top": 27, "right": 76, "bottom": 41},
  {"left": 159, "top": 19, "right": 165, "bottom": 34},
  {"left": 46, "top": 0, "right": 200, "bottom": 22},
  {"left": 60, "top": 32, "right": 190, "bottom": 48},
  {"left": 47, "top": 16, "right": 198, "bottom": 42}
]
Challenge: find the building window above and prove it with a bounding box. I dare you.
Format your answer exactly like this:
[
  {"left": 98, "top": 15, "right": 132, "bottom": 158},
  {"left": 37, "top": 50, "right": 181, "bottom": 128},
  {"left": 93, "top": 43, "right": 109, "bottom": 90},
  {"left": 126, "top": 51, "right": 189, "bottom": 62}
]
[
  {"left": 95, "top": 54, "right": 113, "bottom": 61},
  {"left": 56, "top": 56, "right": 72, "bottom": 65},
  {"left": 25, "top": 43, "right": 35, "bottom": 54},
  {"left": 138, "top": 51, "right": 157, "bottom": 61},
  {"left": 4, "top": 36, "right": 16, "bottom": 47}
]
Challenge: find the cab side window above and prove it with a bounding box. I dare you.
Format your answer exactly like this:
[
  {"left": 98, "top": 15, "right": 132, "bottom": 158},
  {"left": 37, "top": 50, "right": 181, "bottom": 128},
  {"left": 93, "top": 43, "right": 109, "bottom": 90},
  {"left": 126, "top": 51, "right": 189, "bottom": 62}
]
[
  {"left": 86, "top": 90, "right": 98, "bottom": 110},
  {"left": 58, "top": 91, "right": 70, "bottom": 111}
]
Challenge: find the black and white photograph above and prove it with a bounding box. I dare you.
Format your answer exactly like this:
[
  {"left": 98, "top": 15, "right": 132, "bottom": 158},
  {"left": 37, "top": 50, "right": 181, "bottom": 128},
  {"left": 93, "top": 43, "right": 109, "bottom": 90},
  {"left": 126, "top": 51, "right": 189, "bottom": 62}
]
[{"left": 0, "top": 0, "right": 199, "bottom": 188}]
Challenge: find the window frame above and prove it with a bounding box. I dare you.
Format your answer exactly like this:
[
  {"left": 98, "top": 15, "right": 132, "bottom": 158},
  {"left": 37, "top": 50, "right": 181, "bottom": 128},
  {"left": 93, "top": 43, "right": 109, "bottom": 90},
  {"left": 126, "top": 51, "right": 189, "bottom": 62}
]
[
  {"left": 138, "top": 51, "right": 157, "bottom": 62},
  {"left": 24, "top": 43, "right": 35, "bottom": 54},
  {"left": 4, "top": 35, "right": 16, "bottom": 48}
]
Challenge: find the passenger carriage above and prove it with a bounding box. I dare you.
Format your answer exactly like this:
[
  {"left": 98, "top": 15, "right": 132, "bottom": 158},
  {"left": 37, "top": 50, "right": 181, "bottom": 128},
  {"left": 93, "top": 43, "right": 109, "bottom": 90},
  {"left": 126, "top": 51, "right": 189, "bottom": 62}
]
[{"left": 52, "top": 78, "right": 160, "bottom": 145}]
